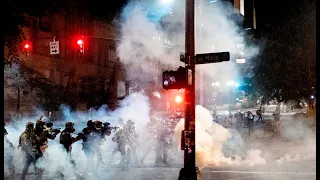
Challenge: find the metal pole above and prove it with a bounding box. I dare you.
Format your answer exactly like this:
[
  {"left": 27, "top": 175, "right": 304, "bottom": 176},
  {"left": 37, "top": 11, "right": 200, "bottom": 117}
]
[
  {"left": 199, "top": 0, "right": 204, "bottom": 107},
  {"left": 179, "top": 0, "right": 197, "bottom": 179}
]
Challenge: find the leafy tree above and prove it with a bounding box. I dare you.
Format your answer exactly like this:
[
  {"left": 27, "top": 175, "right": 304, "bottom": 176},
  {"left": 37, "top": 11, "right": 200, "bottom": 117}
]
[{"left": 254, "top": 1, "right": 315, "bottom": 103}]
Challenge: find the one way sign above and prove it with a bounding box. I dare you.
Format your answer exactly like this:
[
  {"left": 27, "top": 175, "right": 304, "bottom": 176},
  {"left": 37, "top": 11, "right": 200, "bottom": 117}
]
[{"left": 50, "top": 41, "right": 60, "bottom": 55}]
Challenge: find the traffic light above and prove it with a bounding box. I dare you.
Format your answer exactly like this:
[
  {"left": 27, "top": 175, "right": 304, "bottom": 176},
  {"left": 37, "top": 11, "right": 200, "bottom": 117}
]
[
  {"left": 163, "top": 66, "right": 188, "bottom": 89},
  {"left": 174, "top": 95, "right": 183, "bottom": 104},
  {"left": 76, "top": 36, "right": 84, "bottom": 53},
  {"left": 23, "top": 41, "right": 31, "bottom": 51}
]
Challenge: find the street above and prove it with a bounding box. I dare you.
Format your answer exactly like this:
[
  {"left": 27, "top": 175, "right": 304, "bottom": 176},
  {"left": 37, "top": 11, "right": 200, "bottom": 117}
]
[
  {"left": 201, "top": 161, "right": 316, "bottom": 180},
  {"left": 5, "top": 111, "right": 316, "bottom": 180}
]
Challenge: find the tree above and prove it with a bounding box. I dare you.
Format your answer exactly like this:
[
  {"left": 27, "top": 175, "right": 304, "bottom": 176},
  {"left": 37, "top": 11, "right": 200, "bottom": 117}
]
[
  {"left": 4, "top": 0, "right": 66, "bottom": 65},
  {"left": 254, "top": 1, "right": 315, "bottom": 103}
]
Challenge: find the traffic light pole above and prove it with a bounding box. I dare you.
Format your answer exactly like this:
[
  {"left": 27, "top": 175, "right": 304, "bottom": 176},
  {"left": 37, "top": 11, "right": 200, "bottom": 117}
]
[{"left": 178, "top": 0, "right": 198, "bottom": 179}]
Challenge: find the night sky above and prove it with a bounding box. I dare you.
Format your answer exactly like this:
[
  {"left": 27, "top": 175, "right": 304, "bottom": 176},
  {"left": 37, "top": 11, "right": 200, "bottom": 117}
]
[
  {"left": 87, "top": 0, "right": 315, "bottom": 31},
  {"left": 87, "top": 0, "right": 128, "bottom": 21}
]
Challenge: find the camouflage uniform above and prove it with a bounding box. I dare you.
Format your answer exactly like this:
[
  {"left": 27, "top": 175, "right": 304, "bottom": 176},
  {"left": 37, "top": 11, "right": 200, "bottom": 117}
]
[
  {"left": 19, "top": 122, "right": 41, "bottom": 180},
  {"left": 32, "top": 120, "right": 60, "bottom": 179},
  {"left": 34, "top": 120, "right": 60, "bottom": 155},
  {"left": 4, "top": 123, "right": 15, "bottom": 180}
]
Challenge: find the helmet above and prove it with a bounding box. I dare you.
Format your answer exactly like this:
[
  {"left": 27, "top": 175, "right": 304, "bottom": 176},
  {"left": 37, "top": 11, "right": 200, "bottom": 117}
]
[
  {"left": 87, "top": 120, "right": 94, "bottom": 127},
  {"left": 65, "top": 122, "right": 74, "bottom": 128},
  {"left": 95, "top": 121, "right": 103, "bottom": 130},
  {"left": 36, "top": 120, "right": 45, "bottom": 127},
  {"left": 26, "top": 122, "right": 34, "bottom": 129}
]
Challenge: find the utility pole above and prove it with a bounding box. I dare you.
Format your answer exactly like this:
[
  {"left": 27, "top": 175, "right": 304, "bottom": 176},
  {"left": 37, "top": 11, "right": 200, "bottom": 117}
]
[{"left": 178, "top": 0, "right": 198, "bottom": 179}]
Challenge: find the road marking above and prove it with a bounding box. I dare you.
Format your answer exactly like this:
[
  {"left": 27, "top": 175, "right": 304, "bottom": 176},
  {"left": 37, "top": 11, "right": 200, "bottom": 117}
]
[
  {"left": 227, "top": 175, "right": 255, "bottom": 180},
  {"left": 211, "top": 170, "right": 316, "bottom": 175}
]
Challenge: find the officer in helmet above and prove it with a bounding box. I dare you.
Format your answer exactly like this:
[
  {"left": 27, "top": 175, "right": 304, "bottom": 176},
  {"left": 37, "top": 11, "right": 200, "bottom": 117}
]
[
  {"left": 19, "top": 122, "right": 41, "bottom": 180},
  {"left": 124, "top": 119, "right": 139, "bottom": 167},
  {"left": 59, "top": 121, "right": 83, "bottom": 178},
  {"left": 81, "top": 120, "right": 99, "bottom": 177},
  {"left": 60, "top": 122, "right": 83, "bottom": 153}
]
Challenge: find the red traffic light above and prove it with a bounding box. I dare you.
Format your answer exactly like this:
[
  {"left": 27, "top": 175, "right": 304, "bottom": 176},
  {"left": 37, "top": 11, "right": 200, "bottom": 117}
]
[
  {"left": 24, "top": 43, "right": 30, "bottom": 49},
  {"left": 175, "top": 95, "right": 183, "bottom": 104},
  {"left": 77, "top": 39, "right": 84, "bottom": 45},
  {"left": 23, "top": 42, "right": 31, "bottom": 50},
  {"left": 76, "top": 36, "right": 85, "bottom": 53}
]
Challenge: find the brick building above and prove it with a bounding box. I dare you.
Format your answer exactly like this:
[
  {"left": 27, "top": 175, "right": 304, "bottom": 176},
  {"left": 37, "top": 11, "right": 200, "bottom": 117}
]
[{"left": 4, "top": 6, "right": 128, "bottom": 115}]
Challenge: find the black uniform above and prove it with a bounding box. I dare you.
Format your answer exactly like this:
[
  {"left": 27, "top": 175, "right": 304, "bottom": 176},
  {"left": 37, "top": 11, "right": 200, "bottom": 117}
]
[
  {"left": 59, "top": 122, "right": 83, "bottom": 178},
  {"left": 60, "top": 122, "right": 82, "bottom": 153}
]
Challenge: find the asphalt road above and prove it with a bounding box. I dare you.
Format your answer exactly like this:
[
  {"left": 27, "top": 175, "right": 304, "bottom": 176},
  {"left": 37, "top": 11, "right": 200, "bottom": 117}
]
[
  {"left": 200, "top": 161, "right": 316, "bottom": 180},
  {"left": 5, "top": 111, "right": 315, "bottom": 180}
]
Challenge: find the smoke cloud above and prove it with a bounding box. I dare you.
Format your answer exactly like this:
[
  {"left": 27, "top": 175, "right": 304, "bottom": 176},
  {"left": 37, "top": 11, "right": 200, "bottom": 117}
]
[
  {"left": 117, "top": 0, "right": 259, "bottom": 86},
  {"left": 174, "top": 105, "right": 266, "bottom": 169},
  {"left": 4, "top": 92, "right": 154, "bottom": 179}
]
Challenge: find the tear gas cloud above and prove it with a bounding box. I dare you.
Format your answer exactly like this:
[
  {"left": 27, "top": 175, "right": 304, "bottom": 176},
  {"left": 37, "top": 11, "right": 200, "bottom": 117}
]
[
  {"left": 4, "top": 93, "right": 154, "bottom": 179},
  {"left": 275, "top": 115, "right": 316, "bottom": 164},
  {"left": 117, "top": 0, "right": 259, "bottom": 86},
  {"left": 174, "top": 105, "right": 266, "bottom": 168}
]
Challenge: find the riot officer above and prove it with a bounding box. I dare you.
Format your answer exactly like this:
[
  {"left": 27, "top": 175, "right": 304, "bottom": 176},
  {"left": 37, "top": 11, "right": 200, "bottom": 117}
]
[
  {"left": 34, "top": 120, "right": 60, "bottom": 154},
  {"left": 109, "top": 118, "right": 125, "bottom": 166},
  {"left": 81, "top": 120, "right": 100, "bottom": 176},
  {"left": 155, "top": 118, "right": 172, "bottom": 167},
  {"left": 112, "top": 127, "right": 128, "bottom": 170},
  {"left": 59, "top": 122, "right": 83, "bottom": 178},
  {"left": 19, "top": 122, "right": 40, "bottom": 180},
  {"left": 4, "top": 122, "right": 15, "bottom": 180},
  {"left": 124, "top": 120, "right": 139, "bottom": 167},
  {"left": 60, "top": 122, "right": 83, "bottom": 153},
  {"left": 93, "top": 120, "right": 108, "bottom": 171}
]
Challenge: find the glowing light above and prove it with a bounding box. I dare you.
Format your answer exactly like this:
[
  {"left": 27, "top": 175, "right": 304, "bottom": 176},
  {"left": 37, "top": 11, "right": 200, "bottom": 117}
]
[
  {"left": 24, "top": 43, "right": 30, "bottom": 49},
  {"left": 175, "top": 95, "right": 183, "bottom": 104},
  {"left": 310, "top": 95, "right": 315, "bottom": 99},
  {"left": 77, "top": 39, "right": 83, "bottom": 45}
]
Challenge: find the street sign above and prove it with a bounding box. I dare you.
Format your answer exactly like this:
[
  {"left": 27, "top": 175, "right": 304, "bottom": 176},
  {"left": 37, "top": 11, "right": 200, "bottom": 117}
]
[
  {"left": 180, "top": 52, "right": 186, "bottom": 63},
  {"left": 195, "top": 52, "right": 230, "bottom": 64},
  {"left": 50, "top": 41, "right": 60, "bottom": 55}
]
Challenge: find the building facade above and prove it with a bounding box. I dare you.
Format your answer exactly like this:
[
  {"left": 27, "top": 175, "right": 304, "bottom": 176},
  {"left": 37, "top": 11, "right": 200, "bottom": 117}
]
[{"left": 4, "top": 6, "right": 128, "bottom": 116}]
